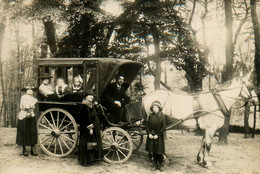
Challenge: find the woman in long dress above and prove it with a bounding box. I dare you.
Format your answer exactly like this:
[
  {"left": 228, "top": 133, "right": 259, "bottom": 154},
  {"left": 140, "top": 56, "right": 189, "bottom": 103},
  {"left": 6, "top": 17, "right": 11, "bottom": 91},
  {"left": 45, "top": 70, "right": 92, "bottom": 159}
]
[
  {"left": 78, "top": 89, "right": 103, "bottom": 166},
  {"left": 16, "top": 86, "right": 38, "bottom": 156}
]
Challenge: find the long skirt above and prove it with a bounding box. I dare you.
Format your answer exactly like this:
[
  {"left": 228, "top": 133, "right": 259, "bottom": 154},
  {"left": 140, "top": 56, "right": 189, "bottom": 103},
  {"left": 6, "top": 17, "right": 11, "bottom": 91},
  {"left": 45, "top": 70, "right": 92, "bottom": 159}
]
[
  {"left": 78, "top": 133, "right": 95, "bottom": 164},
  {"left": 16, "top": 117, "right": 38, "bottom": 146}
]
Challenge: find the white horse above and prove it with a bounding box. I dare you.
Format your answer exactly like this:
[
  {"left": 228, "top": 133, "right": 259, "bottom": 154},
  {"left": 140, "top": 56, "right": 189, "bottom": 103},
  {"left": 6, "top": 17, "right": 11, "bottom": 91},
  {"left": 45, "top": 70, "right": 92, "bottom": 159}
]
[{"left": 141, "top": 77, "right": 252, "bottom": 168}]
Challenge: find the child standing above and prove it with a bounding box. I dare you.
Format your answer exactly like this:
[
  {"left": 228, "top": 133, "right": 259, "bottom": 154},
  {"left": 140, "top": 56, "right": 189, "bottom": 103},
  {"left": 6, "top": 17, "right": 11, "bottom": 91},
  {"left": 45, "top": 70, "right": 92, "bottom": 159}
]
[{"left": 145, "top": 101, "right": 166, "bottom": 172}]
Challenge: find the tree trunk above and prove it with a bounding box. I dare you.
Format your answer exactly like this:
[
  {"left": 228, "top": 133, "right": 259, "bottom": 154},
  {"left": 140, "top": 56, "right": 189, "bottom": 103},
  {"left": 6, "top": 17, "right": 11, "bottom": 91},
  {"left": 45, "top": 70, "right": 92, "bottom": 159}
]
[
  {"left": 224, "top": 0, "right": 233, "bottom": 81},
  {"left": 218, "top": 113, "right": 230, "bottom": 145},
  {"left": 43, "top": 17, "right": 57, "bottom": 56},
  {"left": 250, "top": 0, "right": 260, "bottom": 95},
  {"left": 252, "top": 104, "right": 256, "bottom": 138},
  {"left": 150, "top": 25, "right": 161, "bottom": 90},
  {"left": 218, "top": 0, "right": 234, "bottom": 145},
  {"left": 0, "top": 22, "right": 6, "bottom": 126},
  {"left": 243, "top": 102, "right": 250, "bottom": 139}
]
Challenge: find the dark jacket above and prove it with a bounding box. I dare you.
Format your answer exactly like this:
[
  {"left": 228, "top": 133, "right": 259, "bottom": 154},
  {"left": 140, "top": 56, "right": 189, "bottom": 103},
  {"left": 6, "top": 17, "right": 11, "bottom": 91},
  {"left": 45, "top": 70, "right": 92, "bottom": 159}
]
[
  {"left": 103, "top": 82, "right": 130, "bottom": 108},
  {"left": 145, "top": 111, "right": 166, "bottom": 154},
  {"left": 78, "top": 104, "right": 103, "bottom": 164}
]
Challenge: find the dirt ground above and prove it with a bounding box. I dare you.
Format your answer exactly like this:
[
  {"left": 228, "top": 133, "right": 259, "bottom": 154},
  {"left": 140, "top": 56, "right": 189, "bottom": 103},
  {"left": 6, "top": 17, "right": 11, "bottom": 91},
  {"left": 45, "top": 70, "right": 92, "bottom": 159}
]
[{"left": 0, "top": 127, "right": 259, "bottom": 174}]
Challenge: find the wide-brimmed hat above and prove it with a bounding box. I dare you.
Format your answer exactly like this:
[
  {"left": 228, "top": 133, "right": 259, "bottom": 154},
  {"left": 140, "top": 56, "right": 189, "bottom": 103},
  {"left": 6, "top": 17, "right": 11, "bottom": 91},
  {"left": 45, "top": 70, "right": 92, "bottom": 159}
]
[
  {"left": 39, "top": 73, "right": 52, "bottom": 79},
  {"left": 150, "top": 101, "right": 162, "bottom": 111},
  {"left": 84, "top": 89, "right": 95, "bottom": 97},
  {"left": 21, "top": 85, "right": 37, "bottom": 91}
]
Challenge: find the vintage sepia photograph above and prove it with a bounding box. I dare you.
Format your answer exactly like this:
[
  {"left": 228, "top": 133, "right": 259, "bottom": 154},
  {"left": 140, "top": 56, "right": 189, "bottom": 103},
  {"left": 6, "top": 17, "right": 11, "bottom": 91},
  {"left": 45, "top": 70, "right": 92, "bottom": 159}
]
[{"left": 0, "top": 0, "right": 260, "bottom": 173}]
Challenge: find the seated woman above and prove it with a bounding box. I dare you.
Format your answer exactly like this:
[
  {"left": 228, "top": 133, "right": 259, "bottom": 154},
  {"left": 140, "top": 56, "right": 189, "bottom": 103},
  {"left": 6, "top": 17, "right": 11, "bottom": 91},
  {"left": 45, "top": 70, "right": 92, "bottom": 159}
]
[
  {"left": 55, "top": 78, "right": 70, "bottom": 99},
  {"left": 72, "top": 75, "right": 83, "bottom": 93},
  {"left": 39, "top": 73, "right": 55, "bottom": 100}
]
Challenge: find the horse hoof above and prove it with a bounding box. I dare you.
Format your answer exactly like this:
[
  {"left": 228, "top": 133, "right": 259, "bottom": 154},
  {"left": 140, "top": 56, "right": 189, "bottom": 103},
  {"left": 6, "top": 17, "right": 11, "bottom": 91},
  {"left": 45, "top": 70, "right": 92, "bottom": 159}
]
[
  {"left": 205, "top": 164, "right": 214, "bottom": 170},
  {"left": 198, "top": 161, "right": 204, "bottom": 167}
]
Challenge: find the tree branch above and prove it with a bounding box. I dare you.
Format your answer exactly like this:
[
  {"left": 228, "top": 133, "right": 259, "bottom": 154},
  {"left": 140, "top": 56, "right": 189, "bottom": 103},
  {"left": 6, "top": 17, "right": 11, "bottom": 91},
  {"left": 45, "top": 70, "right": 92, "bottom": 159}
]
[
  {"left": 188, "top": 0, "right": 197, "bottom": 25},
  {"left": 233, "top": 0, "right": 250, "bottom": 46},
  {"left": 147, "top": 61, "right": 172, "bottom": 90}
]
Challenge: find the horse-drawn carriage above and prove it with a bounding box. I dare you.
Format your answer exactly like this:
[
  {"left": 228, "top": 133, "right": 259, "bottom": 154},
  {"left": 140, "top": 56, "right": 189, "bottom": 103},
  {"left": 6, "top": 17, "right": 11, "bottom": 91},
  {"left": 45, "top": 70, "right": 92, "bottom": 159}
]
[
  {"left": 36, "top": 58, "right": 145, "bottom": 164},
  {"left": 36, "top": 57, "right": 256, "bottom": 167}
]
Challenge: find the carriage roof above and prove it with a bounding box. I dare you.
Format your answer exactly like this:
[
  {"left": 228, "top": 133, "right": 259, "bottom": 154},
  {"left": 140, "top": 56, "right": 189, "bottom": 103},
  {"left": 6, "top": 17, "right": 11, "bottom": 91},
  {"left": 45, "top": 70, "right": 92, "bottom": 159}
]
[{"left": 37, "top": 58, "right": 143, "bottom": 99}]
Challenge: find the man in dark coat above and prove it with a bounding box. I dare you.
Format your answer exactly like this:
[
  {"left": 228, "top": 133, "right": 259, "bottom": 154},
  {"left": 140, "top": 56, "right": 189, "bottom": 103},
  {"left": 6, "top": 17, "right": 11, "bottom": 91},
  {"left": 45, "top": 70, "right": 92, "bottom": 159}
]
[{"left": 103, "top": 75, "right": 130, "bottom": 123}]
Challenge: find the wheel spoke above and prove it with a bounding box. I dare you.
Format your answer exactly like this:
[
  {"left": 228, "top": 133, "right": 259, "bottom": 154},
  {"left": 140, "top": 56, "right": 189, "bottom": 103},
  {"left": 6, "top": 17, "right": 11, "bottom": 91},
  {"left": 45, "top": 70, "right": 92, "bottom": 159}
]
[
  {"left": 54, "top": 138, "right": 57, "bottom": 154},
  {"left": 102, "top": 141, "right": 111, "bottom": 145},
  {"left": 117, "top": 135, "right": 125, "bottom": 144},
  {"left": 118, "top": 148, "right": 127, "bottom": 158},
  {"left": 60, "top": 130, "right": 76, "bottom": 134},
  {"left": 57, "top": 137, "right": 64, "bottom": 154},
  {"left": 40, "top": 134, "right": 53, "bottom": 144},
  {"left": 59, "top": 136, "right": 70, "bottom": 150},
  {"left": 104, "top": 149, "right": 112, "bottom": 157},
  {"left": 50, "top": 111, "right": 57, "bottom": 128},
  {"left": 38, "top": 132, "right": 51, "bottom": 134},
  {"left": 39, "top": 123, "right": 53, "bottom": 131},
  {"left": 112, "top": 150, "right": 115, "bottom": 160},
  {"left": 103, "top": 146, "right": 111, "bottom": 150},
  {"left": 103, "top": 134, "right": 113, "bottom": 144},
  {"left": 109, "top": 130, "right": 115, "bottom": 142},
  {"left": 56, "top": 111, "right": 60, "bottom": 128},
  {"left": 47, "top": 137, "right": 55, "bottom": 151},
  {"left": 118, "top": 146, "right": 130, "bottom": 152},
  {"left": 43, "top": 116, "right": 54, "bottom": 129},
  {"left": 58, "top": 115, "right": 67, "bottom": 129},
  {"left": 118, "top": 141, "right": 128, "bottom": 146},
  {"left": 59, "top": 122, "right": 73, "bottom": 132},
  {"left": 116, "top": 150, "right": 121, "bottom": 161},
  {"left": 60, "top": 134, "right": 75, "bottom": 143}
]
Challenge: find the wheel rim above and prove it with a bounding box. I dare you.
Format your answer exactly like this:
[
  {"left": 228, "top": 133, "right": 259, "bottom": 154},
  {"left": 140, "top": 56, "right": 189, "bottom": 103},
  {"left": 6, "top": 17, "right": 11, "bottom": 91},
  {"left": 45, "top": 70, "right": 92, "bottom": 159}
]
[
  {"left": 102, "top": 127, "right": 133, "bottom": 164},
  {"left": 37, "top": 108, "right": 78, "bottom": 157}
]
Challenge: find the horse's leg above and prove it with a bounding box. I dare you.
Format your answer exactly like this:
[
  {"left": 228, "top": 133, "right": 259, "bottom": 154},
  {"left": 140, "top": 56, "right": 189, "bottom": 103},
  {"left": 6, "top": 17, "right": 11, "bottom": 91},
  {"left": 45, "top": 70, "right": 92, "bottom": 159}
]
[
  {"left": 197, "top": 136, "right": 205, "bottom": 166},
  {"left": 203, "top": 127, "right": 216, "bottom": 168}
]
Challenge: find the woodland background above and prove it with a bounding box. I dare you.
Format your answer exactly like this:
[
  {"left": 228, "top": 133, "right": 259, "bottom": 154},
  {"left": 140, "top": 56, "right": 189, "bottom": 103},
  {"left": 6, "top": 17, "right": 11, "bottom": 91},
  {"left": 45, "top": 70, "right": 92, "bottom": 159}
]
[{"left": 0, "top": 0, "right": 259, "bottom": 143}]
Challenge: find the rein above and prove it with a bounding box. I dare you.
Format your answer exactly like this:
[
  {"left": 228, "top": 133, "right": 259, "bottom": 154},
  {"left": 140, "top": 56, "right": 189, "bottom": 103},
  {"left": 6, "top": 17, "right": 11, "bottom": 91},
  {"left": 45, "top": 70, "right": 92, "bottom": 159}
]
[{"left": 165, "top": 109, "right": 224, "bottom": 130}]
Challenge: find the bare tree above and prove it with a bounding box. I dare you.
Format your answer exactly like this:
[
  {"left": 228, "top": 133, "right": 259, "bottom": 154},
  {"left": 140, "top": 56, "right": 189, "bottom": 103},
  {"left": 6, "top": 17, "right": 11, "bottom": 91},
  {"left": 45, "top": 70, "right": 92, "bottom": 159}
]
[
  {"left": 0, "top": 22, "right": 6, "bottom": 126},
  {"left": 250, "top": 0, "right": 260, "bottom": 97}
]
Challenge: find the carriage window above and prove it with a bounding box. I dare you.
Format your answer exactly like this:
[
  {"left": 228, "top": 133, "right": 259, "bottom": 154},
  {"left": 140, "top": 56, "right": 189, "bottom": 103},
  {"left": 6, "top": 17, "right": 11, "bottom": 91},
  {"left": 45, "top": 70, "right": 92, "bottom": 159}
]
[{"left": 39, "top": 66, "right": 84, "bottom": 88}]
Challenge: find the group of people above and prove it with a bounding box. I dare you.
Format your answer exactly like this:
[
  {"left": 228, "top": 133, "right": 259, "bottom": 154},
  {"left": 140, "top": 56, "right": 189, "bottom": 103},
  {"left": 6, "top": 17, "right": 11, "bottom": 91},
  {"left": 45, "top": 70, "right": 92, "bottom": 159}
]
[
  {"left": 16, "top": 74, "right": 168, "bottom": 172},
  {"left": 39, "top": 73, "right": 83, "bottom": 100}
]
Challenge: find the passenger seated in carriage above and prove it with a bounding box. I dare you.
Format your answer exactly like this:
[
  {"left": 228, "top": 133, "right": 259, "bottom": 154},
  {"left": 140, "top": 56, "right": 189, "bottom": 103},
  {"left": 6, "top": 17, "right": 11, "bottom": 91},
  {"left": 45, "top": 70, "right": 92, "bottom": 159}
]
[
  {"left": 71, "top": 75, "right": 83, "bottom": 93},
  {"left": 55, "top": 78, "right": 71, "bottom": 99},
  {"left": 38, "top": 73, "right": 55, "bottom": 100},
  {"left": 102, "top": 74, "right": 130, "bottom": 124}
]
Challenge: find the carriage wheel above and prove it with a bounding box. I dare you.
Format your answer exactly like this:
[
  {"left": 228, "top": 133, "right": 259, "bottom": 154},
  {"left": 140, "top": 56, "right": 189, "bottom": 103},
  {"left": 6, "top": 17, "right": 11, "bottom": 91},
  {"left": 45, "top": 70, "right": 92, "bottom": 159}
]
[
  {"left": 37, "top": 108, "right": 78, "bottom": 157},
  {"left": 102, "top": 127, "right": 133, "bottom": 164},
  {"left": 128, "top": 131, "right": 143, "bottom": 152}
]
